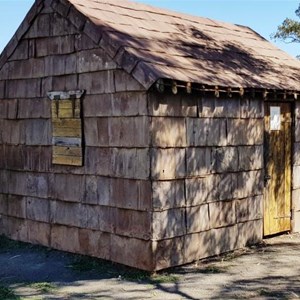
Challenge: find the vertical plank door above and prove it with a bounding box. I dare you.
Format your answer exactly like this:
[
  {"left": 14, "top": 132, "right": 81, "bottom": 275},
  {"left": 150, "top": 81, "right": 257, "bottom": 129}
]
[{"left": 264, "top": 102, "right": 292, "bottom": 236}]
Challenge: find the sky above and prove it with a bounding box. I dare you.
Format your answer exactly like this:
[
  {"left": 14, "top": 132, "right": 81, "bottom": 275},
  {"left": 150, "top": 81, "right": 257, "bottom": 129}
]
[{"left": 0, "top": 0, "right": 299, "bottom": 57}]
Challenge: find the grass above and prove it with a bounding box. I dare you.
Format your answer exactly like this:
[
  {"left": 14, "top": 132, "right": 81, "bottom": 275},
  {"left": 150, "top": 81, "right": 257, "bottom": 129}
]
[
  {"left": 68, "top": 255, "right": 180, "bottom": 283},
  {"left": 198, "top": 265, "right": 228, "bottom": 274},
  {"left": 28, "top": 282, "right": 58, "bottom": 293},
  {"left": 0, "top": 236, "right": 27, "bottom": 251},
  {"left": 0, "top": 285, "right": 20, "bottom": 300},
  {"left": 68, "top": 255, "right": 114, "bottom": 272},
  {"left": 150, "top": 273, "right": 179, "bottom": 284}
]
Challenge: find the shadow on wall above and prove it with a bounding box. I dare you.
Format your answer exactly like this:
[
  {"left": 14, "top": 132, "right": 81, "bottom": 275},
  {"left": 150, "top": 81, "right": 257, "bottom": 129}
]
[
  {"left": 149, "top": 90, "right": 265, "bottom": 270},
  {"left": 111, "top": 20, "right": 283, "bottom": 88}
]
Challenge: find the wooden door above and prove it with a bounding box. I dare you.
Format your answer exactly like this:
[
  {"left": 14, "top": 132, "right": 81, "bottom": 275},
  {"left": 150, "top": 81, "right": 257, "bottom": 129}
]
[{"left": 264, "top": 102, "right": 292, "bottom": 236}]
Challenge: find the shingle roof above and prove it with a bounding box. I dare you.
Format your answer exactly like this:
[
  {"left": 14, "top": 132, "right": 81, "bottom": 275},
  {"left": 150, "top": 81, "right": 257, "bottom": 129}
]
[
  {"left": 69, "top": 0, "right": 300, "bottom": 91},
  {"left": 1, "top": 0, "right": 300, "bottom": 92}
]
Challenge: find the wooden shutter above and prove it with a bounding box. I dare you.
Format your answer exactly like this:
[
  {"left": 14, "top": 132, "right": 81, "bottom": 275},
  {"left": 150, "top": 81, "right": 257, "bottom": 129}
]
[{"left": 47, "top": 90, "right": 85, "bottom": 166}]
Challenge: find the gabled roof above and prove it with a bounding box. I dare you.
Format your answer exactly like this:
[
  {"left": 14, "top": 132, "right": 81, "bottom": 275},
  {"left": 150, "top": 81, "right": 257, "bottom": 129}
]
[{"left": 1, "top": 0, "right": 300, "bottom": 92}]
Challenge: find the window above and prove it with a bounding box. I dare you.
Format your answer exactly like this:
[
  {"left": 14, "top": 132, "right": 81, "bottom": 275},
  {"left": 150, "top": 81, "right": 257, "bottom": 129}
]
[{"left": 47, "top": 90, "right": 85, "bottom": 166}]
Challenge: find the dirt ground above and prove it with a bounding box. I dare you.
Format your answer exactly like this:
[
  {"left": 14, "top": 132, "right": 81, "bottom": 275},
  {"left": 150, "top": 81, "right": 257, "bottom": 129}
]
[{"left": 0, "top": 233, "right": 300, "bottom": 300}]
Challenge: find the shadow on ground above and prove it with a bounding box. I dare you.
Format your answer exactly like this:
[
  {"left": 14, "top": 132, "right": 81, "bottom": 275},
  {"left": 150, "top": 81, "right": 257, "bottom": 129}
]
[{"left": 1, "top": 234, "right": 300, "bottom": 299}]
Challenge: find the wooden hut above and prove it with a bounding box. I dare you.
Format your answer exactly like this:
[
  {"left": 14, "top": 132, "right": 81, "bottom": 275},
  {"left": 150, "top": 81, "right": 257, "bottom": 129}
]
[{"left": 0, "top": 0, "right": 300, "bottom": 271}]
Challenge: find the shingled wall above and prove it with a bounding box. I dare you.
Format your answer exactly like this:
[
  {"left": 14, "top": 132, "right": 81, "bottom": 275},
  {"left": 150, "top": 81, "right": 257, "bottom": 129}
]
[
  {"left": 1, "top": 0, "right": 299, "bottom": 272},
  {"left": 149, "top": 92, "right": 264, "bottom": 269},
  {"left": 0, "top": 4, "right": 154, "bottom": 270},
  {"left": 293, "top": 101, "right": 300, "bottom": 232}
]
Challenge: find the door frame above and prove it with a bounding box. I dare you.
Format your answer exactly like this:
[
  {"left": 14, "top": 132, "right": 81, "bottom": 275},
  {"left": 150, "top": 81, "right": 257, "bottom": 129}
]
[{"left": 263, "top": 100, "right": 294, "bottom": 237}]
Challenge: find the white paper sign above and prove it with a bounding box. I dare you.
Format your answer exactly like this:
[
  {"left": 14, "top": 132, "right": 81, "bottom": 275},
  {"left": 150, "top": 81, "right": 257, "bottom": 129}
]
[{"left": 270, "top": 106, "right": 281, "bottom": 131}]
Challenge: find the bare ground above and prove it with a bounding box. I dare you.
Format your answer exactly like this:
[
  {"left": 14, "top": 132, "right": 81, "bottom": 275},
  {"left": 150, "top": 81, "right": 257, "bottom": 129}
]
[{"left": 0, "top": 233, "right": 300, "bottom": 299}]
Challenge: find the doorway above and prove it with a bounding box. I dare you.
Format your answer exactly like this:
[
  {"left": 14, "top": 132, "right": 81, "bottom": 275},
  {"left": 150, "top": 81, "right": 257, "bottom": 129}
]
[{"left": 264, "top": 102, "right": 292, "bottom": 236}]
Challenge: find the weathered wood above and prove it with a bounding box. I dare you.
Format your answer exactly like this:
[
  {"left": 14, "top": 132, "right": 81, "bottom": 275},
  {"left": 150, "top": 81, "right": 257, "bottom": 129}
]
[
  {"left": 52, "top": 137, "right": 81, "bottom": 147},
  {"left": 151, "top": 148, "right": 185, "bottom": 180},
  {"left": 77, "top": 48, "right": 117, "bottom": 73},
  {"left": 50, "top": 95, "right": 83, "bottom": 166},
  {"left": 152, "top": 208, "right": 186, "bottom": 239},
  {"left": 51, "top": 225, "right": 80, "bottom": 253},
  {"left": 25, "top": 119, "right": 51, "bottom": 145},
  {"left": 6, "top": 79, "right": 41, "bottom": 99},
  {"left": 7, "top": 58, "right": 45, "bottom": 80},
  {"left": 238, "top": 145, "right": 263, "bottom": 171},
  {"left": 18, "top": 98, "right": 50, "bottom": 119},
  {"left": 27, "top": 220, "right": 50, "bottom": 247},
  {"left": 240, "top": 98, "right": 264, "bottom": 118},
  {"left": 26, "top": 197, "right": 50, "bottom": 223},
  {"left": 24, "top": 146, "right": 52, "bottom": 172},
  {"left": 85, "top": 147, "right": 114, "bottom": 176},
  {"left": 198, "top": 96, "right": 241, "bottom": 118},
  {"left": 264, "top": 102, "right": 291, "bottom": 235},
  {"left": 186, "top": 204, "right": 210, "bottom": 233},
  {"left": 9, "top": 40, "right": 29, "bottom": 61},
  {"left": 148, "top": 93, "right": 197, "bottom": 117},
  {"left": 292, "top": 189, "right": 300, "bottom": 211},
  {"left": 236, "top": 196, "right": 263, "bottom": 223},
  {"left": 50, "top": 12, "right": 78, "bottom": 36},
  {"left": 53, "top": 118, "right": 81, "bottom": 129},
  {"left": 50, "top": 173, "right": 85, "bottom": 202},
  {"left": 151, "top": 117, "right": 186, "bottom": 147},
  {"left": 109, "top": 117, "right": 150, "bottom": 147},
  {"left": 7, "top": 195, "right": 26, "bottom": 219},
  {"left": 114, "top": 70, "right": 145, "bottom": 92},
  {"left": 227, "top": 119, "right": 263, "bottom": 146},
  {"left": 51, "top": 201, "right": 85, "bottom": 228},
  {"left": 113, "top": 148, "right": 150, "bottom": 179},
  {"left": 53, "top": 126, "right": 81, "bottom": 138},
  {"left": 186, "top": 147, "right": 212, "bottom": 176},
  {"left": 209, "top": 201, "right": 236, "bottom": 228},
  {"left": 185, "top": 176, "right": 215, "bottom": 206},
  {"left": 85, "top": 176, "right": 110, "bottom": 205},
  {"left": 78, "top": 229, "right": 110, "bottom": 259},
  {"left": 237, "top": 170, "right": 263, "bottom": 199},
  {"left": 237, "top": 220, "right": 262, "bottom": 247},
  {"left": 115, "top": 209, "right": 151, "bottom": 240},
  {"left": 185, "top": 231, "right": 215, "bottom": 265},
  {"left": 153, "top": 236, "right": 185, "bottom": 271},
  {"left": 53, "top": 146, "right": 81, "bottom": 156},
  {"left": 25, "top": 14, "right": 51, "bottom": 38},
  {"left": 84, "top": 118, "right": 109, "bottom": 147},
  {"left": 186, "top": 118, "right": 227, "bottom": 147},
  {"left": 1, "top": 216, "right": 28, "bottom": 242},
  {"left": 36, "top": 35, "right": 75, "bottom": 57},
  {"left": 43, "top": 75, "right": 77, "bottom": 92},
  {"left": 0, "top": 194, "right": 8, "bottom": 214},
  {"left": 78, "top": 71, "right": 115, "bottom": 95},
  {"left": 110, "top": 234, "right": 153, "bottom": 271},
  {"left": 52, "top": 154, "right": 82, "bottom": 166},
  {"left": 152, "top": 180, "right": 185, "bottom": 210},
  {"left": 110, "top": 178, "right": 151, "bottom": 211},
  {"left": 44, "top": 54, "right": 77, "bottom": 76},
  {"left": 292, "top": 211, "right": 300, "bottom": 232},
  {"left": 210, "top": 225, "right": 239, "bottom": 255}
]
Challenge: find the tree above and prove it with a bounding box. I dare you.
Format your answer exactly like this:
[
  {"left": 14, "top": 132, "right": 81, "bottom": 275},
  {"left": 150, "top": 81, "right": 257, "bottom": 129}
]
[{"left": 273, "top": 4, "right": 300, "bottom": 44}]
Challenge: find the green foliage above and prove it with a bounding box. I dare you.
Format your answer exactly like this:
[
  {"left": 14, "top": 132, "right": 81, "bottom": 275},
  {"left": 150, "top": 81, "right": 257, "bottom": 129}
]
[
  {"left": 197, "top": 265, "right": 228, "bottom": 274},
  {"left": 28, "top": 282, "right": 58, "bottom": 293},
  {"left": 273, "top": 4, "right": 300, "bottom": 44},
  {"left": 68, "top": 255, "right": 114, "bottom": 272},
  {"left": 0, "top": 286, "right": 20, "bottom": 300}
]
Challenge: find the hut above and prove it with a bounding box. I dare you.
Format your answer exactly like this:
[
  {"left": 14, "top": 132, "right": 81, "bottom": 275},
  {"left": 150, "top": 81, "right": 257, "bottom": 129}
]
[{"left": 0, "top": 0, "right": 300, "bottom": 271}]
